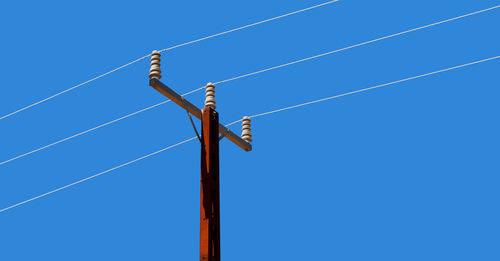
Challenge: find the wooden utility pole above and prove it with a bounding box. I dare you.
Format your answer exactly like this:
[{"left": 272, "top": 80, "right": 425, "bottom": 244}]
[
  {"left": 200, "top": 106, "right": 220, "bottom": 261},
  {"left": 148, "top": 50, "right": 252, "bottom": 261}
]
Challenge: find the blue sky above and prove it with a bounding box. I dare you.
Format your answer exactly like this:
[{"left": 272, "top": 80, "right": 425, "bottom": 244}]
[{"left": 0, "top": 0, "right": 499, "bottom": 260}]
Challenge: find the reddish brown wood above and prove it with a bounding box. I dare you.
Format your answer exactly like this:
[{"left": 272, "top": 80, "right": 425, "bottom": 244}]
[{"left": 200, "top": 107, "right": 220, "bottom": 261}]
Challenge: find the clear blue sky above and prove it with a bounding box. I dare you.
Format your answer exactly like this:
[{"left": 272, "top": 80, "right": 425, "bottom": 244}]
[{"left": 0, "top": 0, "right": 499, "bottom": 260}]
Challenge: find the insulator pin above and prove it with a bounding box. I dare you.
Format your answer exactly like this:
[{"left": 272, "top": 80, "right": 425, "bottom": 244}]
[
  {"left": 149, "top": 50, "right": 161, "bottom": 79},
  {"left": 241, "top": 116, "right": 252, "bottom": 143},
  {"left": 205, "top": 83, "right": 216, "bottom": 109}
]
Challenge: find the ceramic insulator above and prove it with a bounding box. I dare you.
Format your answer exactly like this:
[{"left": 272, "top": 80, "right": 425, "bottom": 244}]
[
  {"left": 204, "top": 83, "right": 216, "bottom": 109},
  {"left": 149, "top": 50, "right": 161, "bottom": 79},
  {"left": 241, "top": 116, "right": 252, "bottom": 142}
]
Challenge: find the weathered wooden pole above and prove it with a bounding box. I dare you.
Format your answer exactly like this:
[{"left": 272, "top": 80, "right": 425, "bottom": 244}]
[{"left": 200, "top": 105, "right": 220, "bottom": 261}]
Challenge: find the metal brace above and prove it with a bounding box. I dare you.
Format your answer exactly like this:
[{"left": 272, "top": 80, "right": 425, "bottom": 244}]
[{"left": 182, "top": 97, "right": 202, "bottom": 142}]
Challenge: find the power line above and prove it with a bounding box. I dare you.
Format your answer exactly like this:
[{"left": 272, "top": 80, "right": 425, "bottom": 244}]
[
  {"left": 0, "top": 55, "right": 151, "bottom": 121},
  {"left": 0, "top": 0, "right": 340, "bottom": 121},
  {"left": 246, "top": 55, "right": 500, "bottom": 119},
  {"left": 2, "top": 5, "right": 497, "bottom": 166},
  {"left": 2, "top": 55, "right": 497, "bottom": 213},
  {"left": 0, "top": 100, "right": 170, "bottom": 166},
  {"left": 159, "top": 0, "right": 340, "bottom": 53},
  {"left": 0, "top": 137, "right": 197, "bottom": 214},
  {"left": 214, "top": 5, "right": 500, "bottom": 85}
]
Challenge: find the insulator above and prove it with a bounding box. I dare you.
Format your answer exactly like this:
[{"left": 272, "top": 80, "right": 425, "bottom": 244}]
[
  {"left": 149, "top": 50, "right": 161, "bottom": 79},
  {"left": 241, "top": 116, "right": 252, "bottom": 143},
  {"left": 204, "top": 83, "right": 216, "bottom": 109}
]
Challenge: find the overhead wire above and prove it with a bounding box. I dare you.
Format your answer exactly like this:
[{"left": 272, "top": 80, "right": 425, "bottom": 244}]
[
  {"left": 0, "top": 137, "right": 198, "bottom": 214},
  {"left": 244, "top": 55, "right": 500, "bottom": 121},
  {"left": 1, "top": 5, "right": 497, "bottom": 166},
  {"left": 1, "top": 54, "right": 498, "bottom": 214},
  {"left": 213, "top": 5, "right": 500, "bottom": 85},
  {"left": 158, "top": 0, "right": 340, "bottom": 53},
  {"left": 0, "top": 100, "right": 170, "bottom": 166},
  {"left": 0, "top": 55, "right": 151, "bottom": 121},
  {"left": 0, "top": 0, "right": 340, "bottom": 121}
]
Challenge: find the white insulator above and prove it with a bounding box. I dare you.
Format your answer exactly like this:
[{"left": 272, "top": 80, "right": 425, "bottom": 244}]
[
  {"left": 241, "top": 116, "right": 252, "bottom": 143},
  {"left": 149, "top": 50, "right": 161, "bottom": 79},
  {"left": 204, "top": 83, "right": 216, "bottom": 109}
]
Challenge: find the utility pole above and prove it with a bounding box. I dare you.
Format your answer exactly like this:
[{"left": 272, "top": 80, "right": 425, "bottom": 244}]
[
  {"left": 200, "top": 105, "right": 220, "bottom": 261},
  {"left": 148, "top": 51, "right": 252, "bottom": 261}
]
